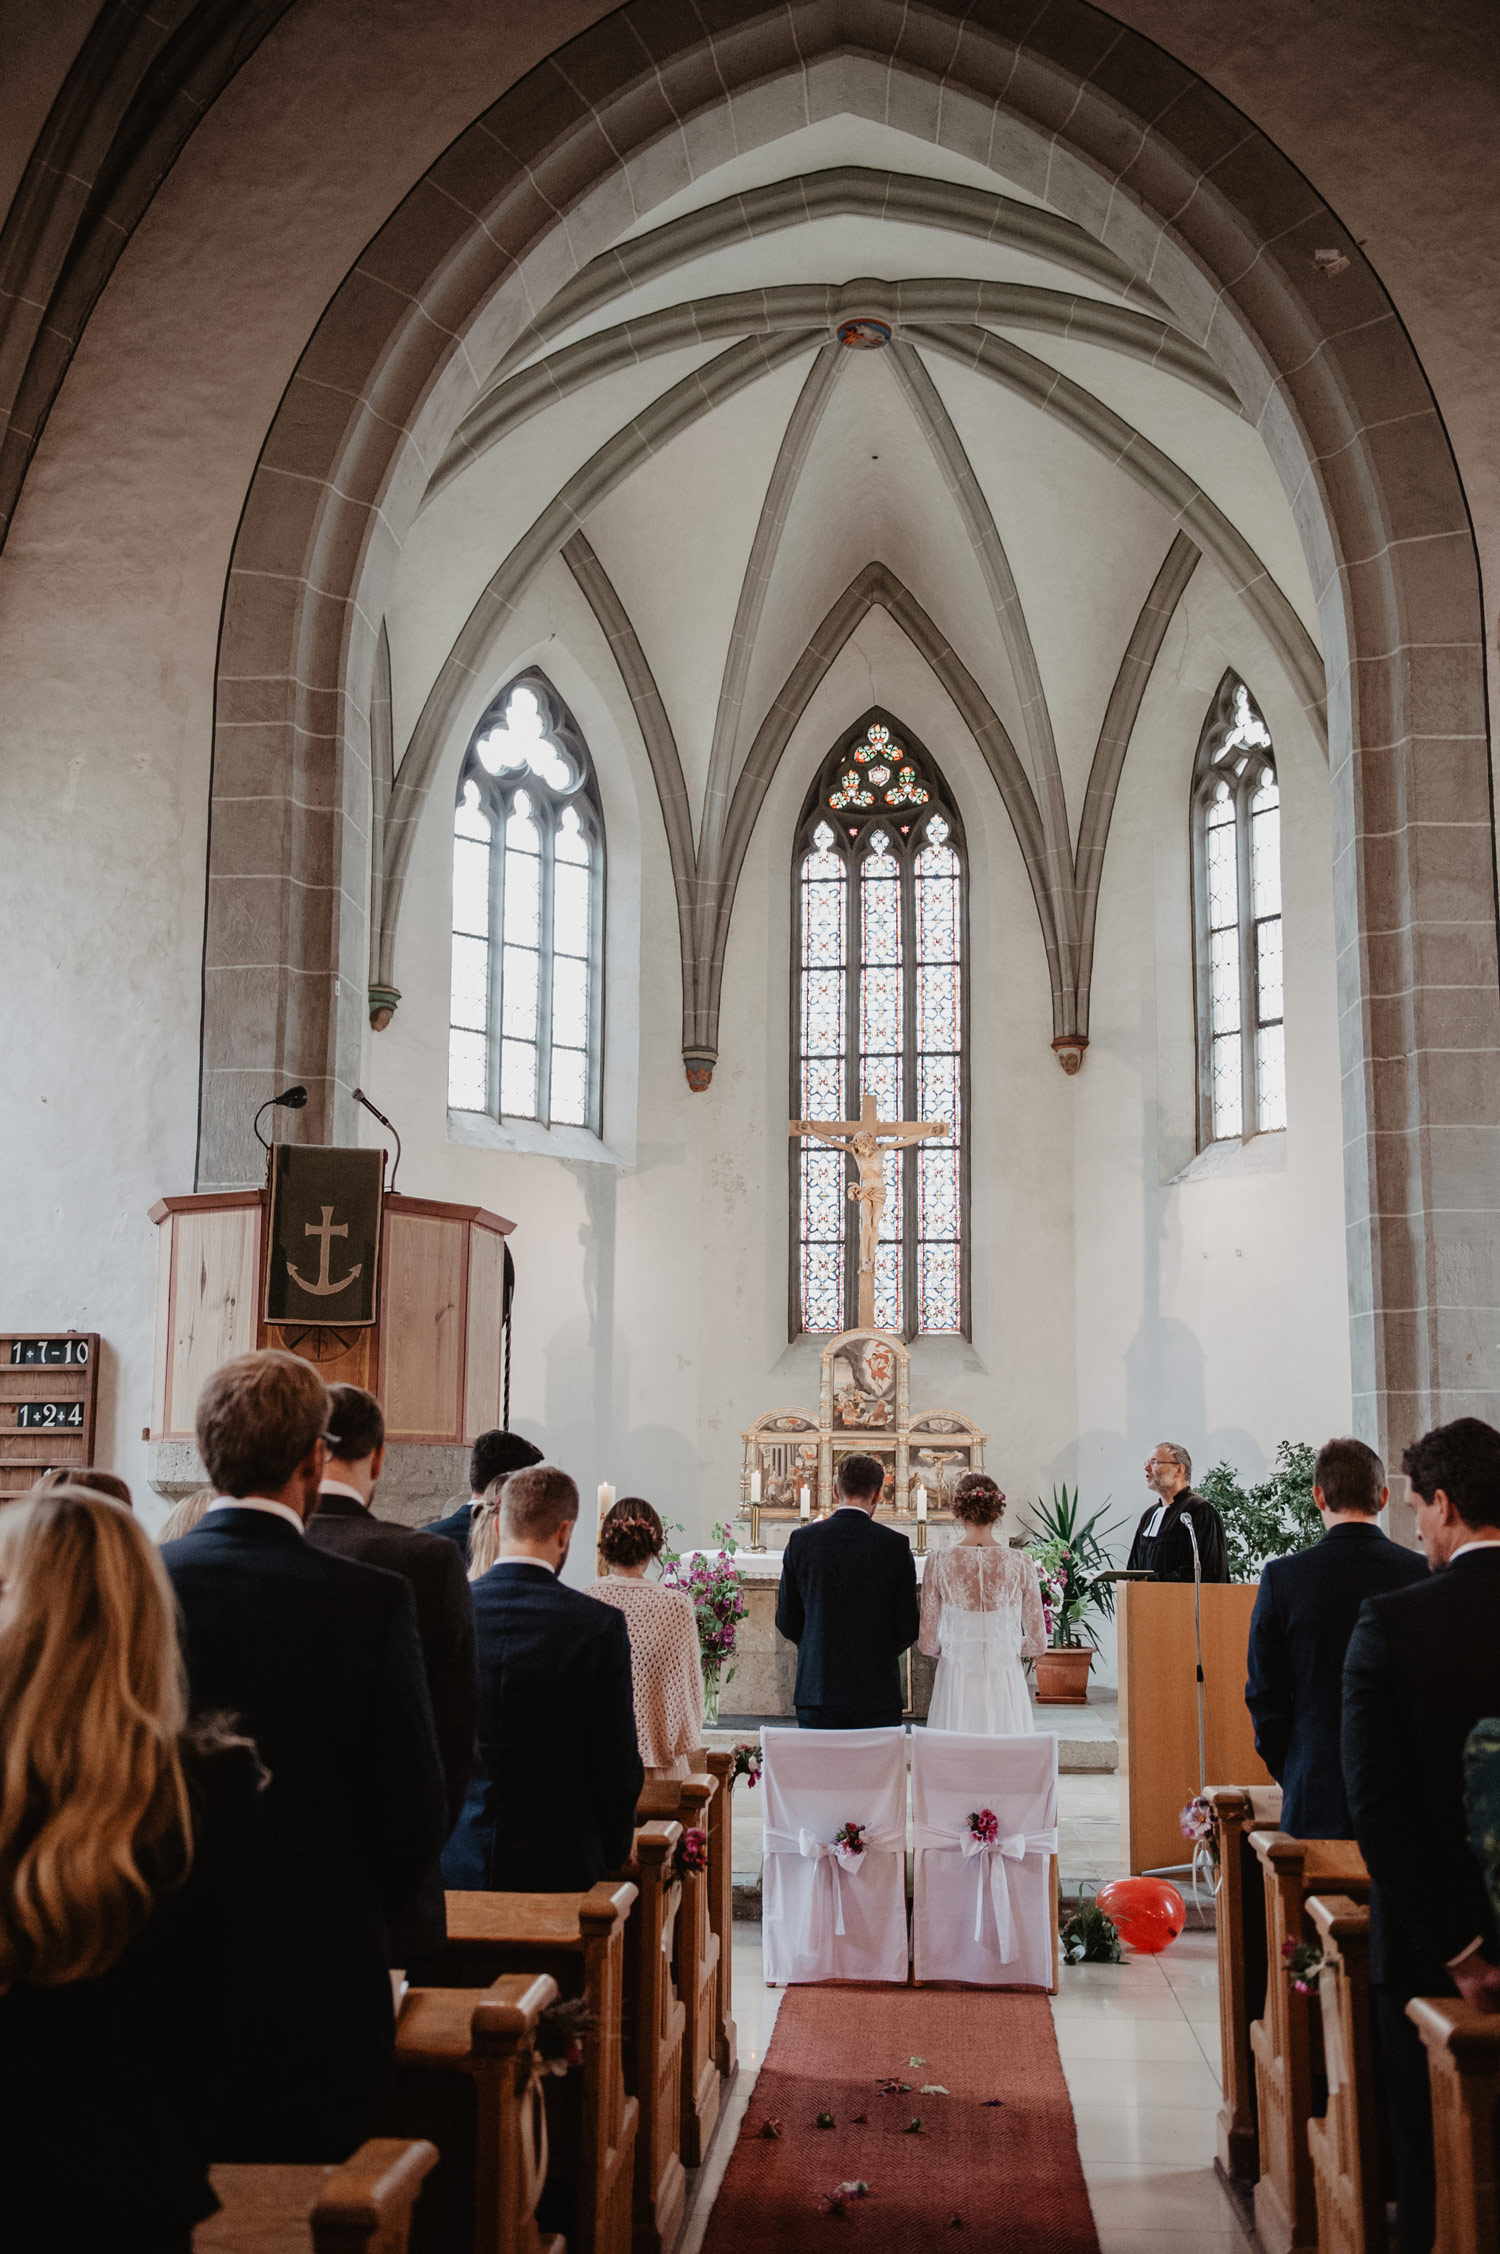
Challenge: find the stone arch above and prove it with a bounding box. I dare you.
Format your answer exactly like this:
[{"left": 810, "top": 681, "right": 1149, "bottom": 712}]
[{"left": 202, "top": 0, "right": 1497, "bottom": 1451}]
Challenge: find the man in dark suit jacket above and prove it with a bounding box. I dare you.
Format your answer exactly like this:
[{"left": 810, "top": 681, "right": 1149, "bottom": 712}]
[
  {"left": 1126, "top": 1441, "right": 1229, "bottom": 1582},
  {"left": 164, "top": 1351, "right": 447, "bottom": 2162},
  {"left": 308, "top": 1383, "right": 477, "bottom": 1964},
  {"left": 1343, "top": 1417, "right": 1500, "bottom": 2254},
  {"left": 775, "top": 1451, "right": 921, "bottom": 1728},
  {"left": 443, "top": 1463, "right": 643, "bottom": 1891},
  {"left": 424, "top": 1426, "right": 544, "bottom": 1565},
  {"left": 1246, "top": 1436, "right": 1427, "bottom": 1836}
]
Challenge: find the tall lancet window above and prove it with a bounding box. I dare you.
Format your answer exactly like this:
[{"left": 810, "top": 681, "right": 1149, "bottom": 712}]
[
  {"left": 448, "top": 674, "right": 604, "bottom": 1130},
  {"left": 793, "top": 714, "right": 967, "bottom": 1338},
  {"left": 1191, "top": 674, "right": 1284, "bottom": 1145}
]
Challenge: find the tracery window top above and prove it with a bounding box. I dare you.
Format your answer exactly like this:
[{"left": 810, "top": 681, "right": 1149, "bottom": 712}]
[
  {"left": 449, "top": 675, "right": 603, "bottom": 1132},
  {"left": 794, "top": 712, "right": 967, "bottom": 1340},
  {"left": 1192, "top": 675, "right": 1284, "bottom": 1146},
  {"left": 826, "top": 720, "right": 932, "bottom": 813}
]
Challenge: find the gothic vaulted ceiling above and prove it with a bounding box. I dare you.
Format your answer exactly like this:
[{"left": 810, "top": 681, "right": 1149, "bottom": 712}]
[{"left": 377, "top": 111, "right": 1326, "bottom": 1077}]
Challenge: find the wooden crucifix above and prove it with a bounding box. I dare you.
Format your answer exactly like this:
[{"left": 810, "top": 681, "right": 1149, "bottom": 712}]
[{"left": 790, "top": 1090, "right": 949, "bottom": 1330}]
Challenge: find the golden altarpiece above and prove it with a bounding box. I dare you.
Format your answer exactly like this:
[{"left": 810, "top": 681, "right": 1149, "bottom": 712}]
[{"left": 735, "top": 1328, "right": 985, "bottom": 1538}]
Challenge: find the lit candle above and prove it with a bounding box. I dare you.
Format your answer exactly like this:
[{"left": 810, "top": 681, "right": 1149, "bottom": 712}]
[
  {"left": 800, "top": 1484, "right": 811, "bottom": 1519},
  {"left": 750, "top": 1470, "right": 762, "bottom": 1503},
  {"left": 597, "top": 1481, "right": 615, "bottom": 1547},
  {"left": 916, "top": 1488, "right": 927, "bottom": 1523}
]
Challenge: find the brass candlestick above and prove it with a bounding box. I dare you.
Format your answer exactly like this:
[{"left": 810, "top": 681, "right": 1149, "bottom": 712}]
[
  {"left": 749, "top": 1497, "right": 764, "bottom": 1551},
  {"left": 916, "top": 1515, "right": 928, "bottom": 1555}
]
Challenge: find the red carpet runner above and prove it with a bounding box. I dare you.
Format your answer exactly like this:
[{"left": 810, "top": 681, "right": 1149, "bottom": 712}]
[{"left": 701, "top": 1986, "right": 1100, "bottom": 2252}]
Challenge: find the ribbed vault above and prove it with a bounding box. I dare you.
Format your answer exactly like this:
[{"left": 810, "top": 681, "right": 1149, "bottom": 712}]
[{"left": 192, "top": 0, "right": 1499, "bottom": 1455}]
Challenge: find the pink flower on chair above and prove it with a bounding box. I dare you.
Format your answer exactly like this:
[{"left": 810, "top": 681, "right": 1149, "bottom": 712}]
[{"left": 967, "top": 1808, "right": 999, "bottom": 1845}]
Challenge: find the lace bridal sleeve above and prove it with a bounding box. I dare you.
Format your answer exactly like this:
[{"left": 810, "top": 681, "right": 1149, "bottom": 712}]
[
  {"left": 918, "top": 1551, "right": 944, "bottom": 1656},
  {"left": 1018, "top": 1549, "right": 1048, "bottom": 1659}
]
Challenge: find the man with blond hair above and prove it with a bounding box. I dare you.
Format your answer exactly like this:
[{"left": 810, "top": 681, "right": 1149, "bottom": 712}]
[
  {"left": 164, "top": 1350, "right": 446, "bottom": 2161},
  {"left": 442, "top": 1463, "right": 642, "bottom": 1894}
]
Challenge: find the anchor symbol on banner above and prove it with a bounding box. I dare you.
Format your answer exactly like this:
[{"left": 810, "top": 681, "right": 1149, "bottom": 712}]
[{"left": 286, "top": 1205, "right": 363, "bottom": 1297}]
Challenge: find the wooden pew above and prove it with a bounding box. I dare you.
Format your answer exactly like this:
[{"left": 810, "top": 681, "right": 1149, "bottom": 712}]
[
  {"left": 699, "top": 1748, "right": 738, "bottom": 2080},
  {"left": 388, "top": 1972, "right": 562, "bottom": 2254},
  {"left": 624, "top": 1822, "right": 687, "bottom": 2254},
  {"left": 201, "top": 2138, "right": 438, "bottom": 2252},
  {"left": 1407, "top": 1998, "right": 1500, "bottom": 2254},
  {"left": 638, "top": 1768, "right": 723, "bottom": 2163},
  {"left": 437, "top": 1884, "right": 638, "bottom": 2254},
  {"left": 1305, "top": 1895, "right": 1382, "bottom": 2254},
  {"left": 1247, "top": 1831, "right": 1370, "bottom": 2254},
  {"left": 1205, "top": 1783, "right": 1283, "bottom": 2185}
]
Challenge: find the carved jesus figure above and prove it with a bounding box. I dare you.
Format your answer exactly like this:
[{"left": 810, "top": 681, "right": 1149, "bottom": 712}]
[{"left": 790, "top": 1090, "right": 949, "bottom": 1329}]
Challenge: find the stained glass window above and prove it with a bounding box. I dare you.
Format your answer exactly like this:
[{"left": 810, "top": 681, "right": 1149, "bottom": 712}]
[
  {"left": 1191, "top": 676, "right": 1283, "bottom": 1146},
  {"left": 793, "top": 715, "right": 967, "bottom": 1337},
  {"left": 449, "top": 675, "right": 604, "bottom": 1130}
]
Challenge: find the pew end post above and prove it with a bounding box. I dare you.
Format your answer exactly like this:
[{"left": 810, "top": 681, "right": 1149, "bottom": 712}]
[
  {"left": 204, "top": 2139, "right": 439, "bottom": 2254},
  {"left": 1304, "top": 1894, "right": 1381, "bottom": 2254},
  {"left": 1407, "top": 1997, "right": 1500, "bottom": 2254},
  {"left": 627, "top": 1820, "right": 689, "bottom": 2254},
  {"left": 701, "top": 1748, "right": 739, "bottom": 2079},
  {"left": 1205, "top": 1783, "right": 1283, "bottom": 2186},
  {"left": 392, "top": 1971, "right": 561, "bottom": 2254},
  {"left": 1247, "top": 1829, "right": 1370, "bottom": 2254}
]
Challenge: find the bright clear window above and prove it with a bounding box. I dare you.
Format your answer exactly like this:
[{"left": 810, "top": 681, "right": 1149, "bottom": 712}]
[
  {"left": 448, "top": 677, "right": 603, "bottom": 1131},
  {"left": 1192, "top": 676, "right": 1284, "bottom": 1145},
  {"left": 793, "top": 716, "right": 967, "bottom": 1337}
]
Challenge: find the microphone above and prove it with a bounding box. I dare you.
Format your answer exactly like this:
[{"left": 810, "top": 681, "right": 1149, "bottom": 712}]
[
  {"left": 353, "top": 1087, "right": 402, "bottom": 1191},
  {"left": 252, "top": 1083, "right": 308, "bottom": 1151}
]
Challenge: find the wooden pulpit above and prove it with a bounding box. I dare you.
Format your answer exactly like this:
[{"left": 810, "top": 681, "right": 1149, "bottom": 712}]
[
  {"left": 147, "top": 1188, "right": 514, "bottom": 1517},
  {"left": 1118, "top": 1580, "right": 1271, "bottom": 1873}
]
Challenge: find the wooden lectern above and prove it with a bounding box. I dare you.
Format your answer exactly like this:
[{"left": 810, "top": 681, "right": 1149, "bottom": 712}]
[
  {"left": 148, "top": 1189, "right": 514, "bottom": 1514},
  {"left": 1118, "top": 1580, "right": 1271, "bottom": 1873}
]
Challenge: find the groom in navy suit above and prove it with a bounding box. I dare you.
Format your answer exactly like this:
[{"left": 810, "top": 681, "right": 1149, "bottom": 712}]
[{"left": 776, "top": 1452, "right": 921, "bottom": 1727}]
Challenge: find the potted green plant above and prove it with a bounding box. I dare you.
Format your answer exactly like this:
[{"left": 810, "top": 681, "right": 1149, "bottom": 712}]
[{"left": 1024, "top": 1486, "right": 1128, "bottom": 1704}]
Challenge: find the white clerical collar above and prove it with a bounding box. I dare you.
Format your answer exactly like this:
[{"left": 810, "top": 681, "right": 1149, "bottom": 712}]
[
  {"left": 318, "top": 1478, "right": 369, "bottom": 1508},
  {"left": 207, "top": 1495, "right": 306, "bottom": 1537}
]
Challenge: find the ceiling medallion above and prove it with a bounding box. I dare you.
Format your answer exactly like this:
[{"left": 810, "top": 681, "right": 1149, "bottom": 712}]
[{"left": 837, "top": 317, "right": 892, "bottom": 350}]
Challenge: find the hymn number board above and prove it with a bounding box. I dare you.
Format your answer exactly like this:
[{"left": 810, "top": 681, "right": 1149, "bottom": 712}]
[{"left": 0, "top": 1332, "right": 100, "bottom": 1499}]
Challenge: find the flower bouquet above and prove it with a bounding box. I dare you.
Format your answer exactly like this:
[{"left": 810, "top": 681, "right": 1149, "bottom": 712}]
[
  {"left": 662, "top": 1521, "right": 748, "bottom": 1725},
  {"left": 674, "top": 1825, "right": 709, "bottom": 1878},
  {"left": 730, "top": 1741, "right": 763, "bottom": 1789},
  {"left": 833, "top": 1820, "right": 867, "bottom": 1869},
  {"left": 967, "top": 1808, "right": 999, "bottom": 1845}
]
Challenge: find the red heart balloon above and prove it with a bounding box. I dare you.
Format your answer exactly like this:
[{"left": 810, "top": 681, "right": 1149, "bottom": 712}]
[{"left": 1095, "top": 1876, "right": 1186, "bottom": 1954}]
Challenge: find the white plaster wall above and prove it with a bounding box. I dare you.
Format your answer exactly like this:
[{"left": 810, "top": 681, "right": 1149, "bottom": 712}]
[{"left": 1074, "top": 563, "right": 1352, "bottom": 1614}]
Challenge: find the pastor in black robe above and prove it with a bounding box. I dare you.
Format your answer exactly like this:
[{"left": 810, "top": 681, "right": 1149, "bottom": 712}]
[{"left": 1126, "top": 1489, "right": 1229, "bottom": 1582}]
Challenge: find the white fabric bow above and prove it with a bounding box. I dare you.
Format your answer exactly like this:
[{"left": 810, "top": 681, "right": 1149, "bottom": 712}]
[
  {"left": 915, "top": 1822, "right": 1059, "bottom": 1954},
  {"left": 764, "top": 1823, "right": 902, "bottom": 1954}
]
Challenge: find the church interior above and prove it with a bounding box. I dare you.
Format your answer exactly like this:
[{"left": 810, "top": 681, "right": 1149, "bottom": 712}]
[{"left": 2, "top": 2, "right": 1499, "bottom": 2249}]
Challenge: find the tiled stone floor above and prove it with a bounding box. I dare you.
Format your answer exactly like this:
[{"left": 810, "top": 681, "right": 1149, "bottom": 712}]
[{"left": 679, "top": 1925, "right": 1244, "bottom": 2251}]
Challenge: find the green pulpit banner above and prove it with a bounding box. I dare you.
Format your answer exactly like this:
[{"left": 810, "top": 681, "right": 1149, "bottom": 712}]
[{"left": 264, "top": 1145, "right": 384, "bottom": 1328}]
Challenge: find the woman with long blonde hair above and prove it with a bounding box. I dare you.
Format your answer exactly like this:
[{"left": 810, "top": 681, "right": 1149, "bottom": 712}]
[{"left": 0, "top": 1485, "right": 261, "bottom": 2251}]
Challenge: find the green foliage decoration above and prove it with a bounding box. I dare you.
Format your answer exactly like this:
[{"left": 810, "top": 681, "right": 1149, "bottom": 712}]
[
  {"left": 1198, "top": 1442, "right": 1319, "bottom": 1581},
  {"left": 1022, "top": 1483, "right": 1130, "bottom": 1648}
]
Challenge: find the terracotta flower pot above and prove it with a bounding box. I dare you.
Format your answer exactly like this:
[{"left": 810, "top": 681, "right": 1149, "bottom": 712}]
[{"left": 1033, "top": 1645, "right": 1094, "bottom": 1704}]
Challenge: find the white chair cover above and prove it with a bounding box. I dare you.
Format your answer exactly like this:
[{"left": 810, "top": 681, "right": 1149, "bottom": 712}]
[
  {"left": 760, "top": 1725, "right": 909, "bottom": 1985},
  {"left": 910, "top": 1728, "right": 1058, "bottom": 1987}
]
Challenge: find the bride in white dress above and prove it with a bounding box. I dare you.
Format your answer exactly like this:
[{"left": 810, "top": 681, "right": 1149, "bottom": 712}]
[{"left": 919, "top": 1474, "right": 1048, "bottom": 1734}]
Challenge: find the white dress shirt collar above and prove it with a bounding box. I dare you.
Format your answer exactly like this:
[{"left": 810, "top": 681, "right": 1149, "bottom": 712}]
[
  {"left": 1449, "top": 1538, "right": 1500, "bottom": 1564},
  {"left": 318, "top": 1478, "right": 369, "bottom": 1509},
  {"left": 493, "top": 1555, "right": 556, "bottom": 1573},
  {"left": 206, "top": 1495, "right": 306, "bottom": 1537}
]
